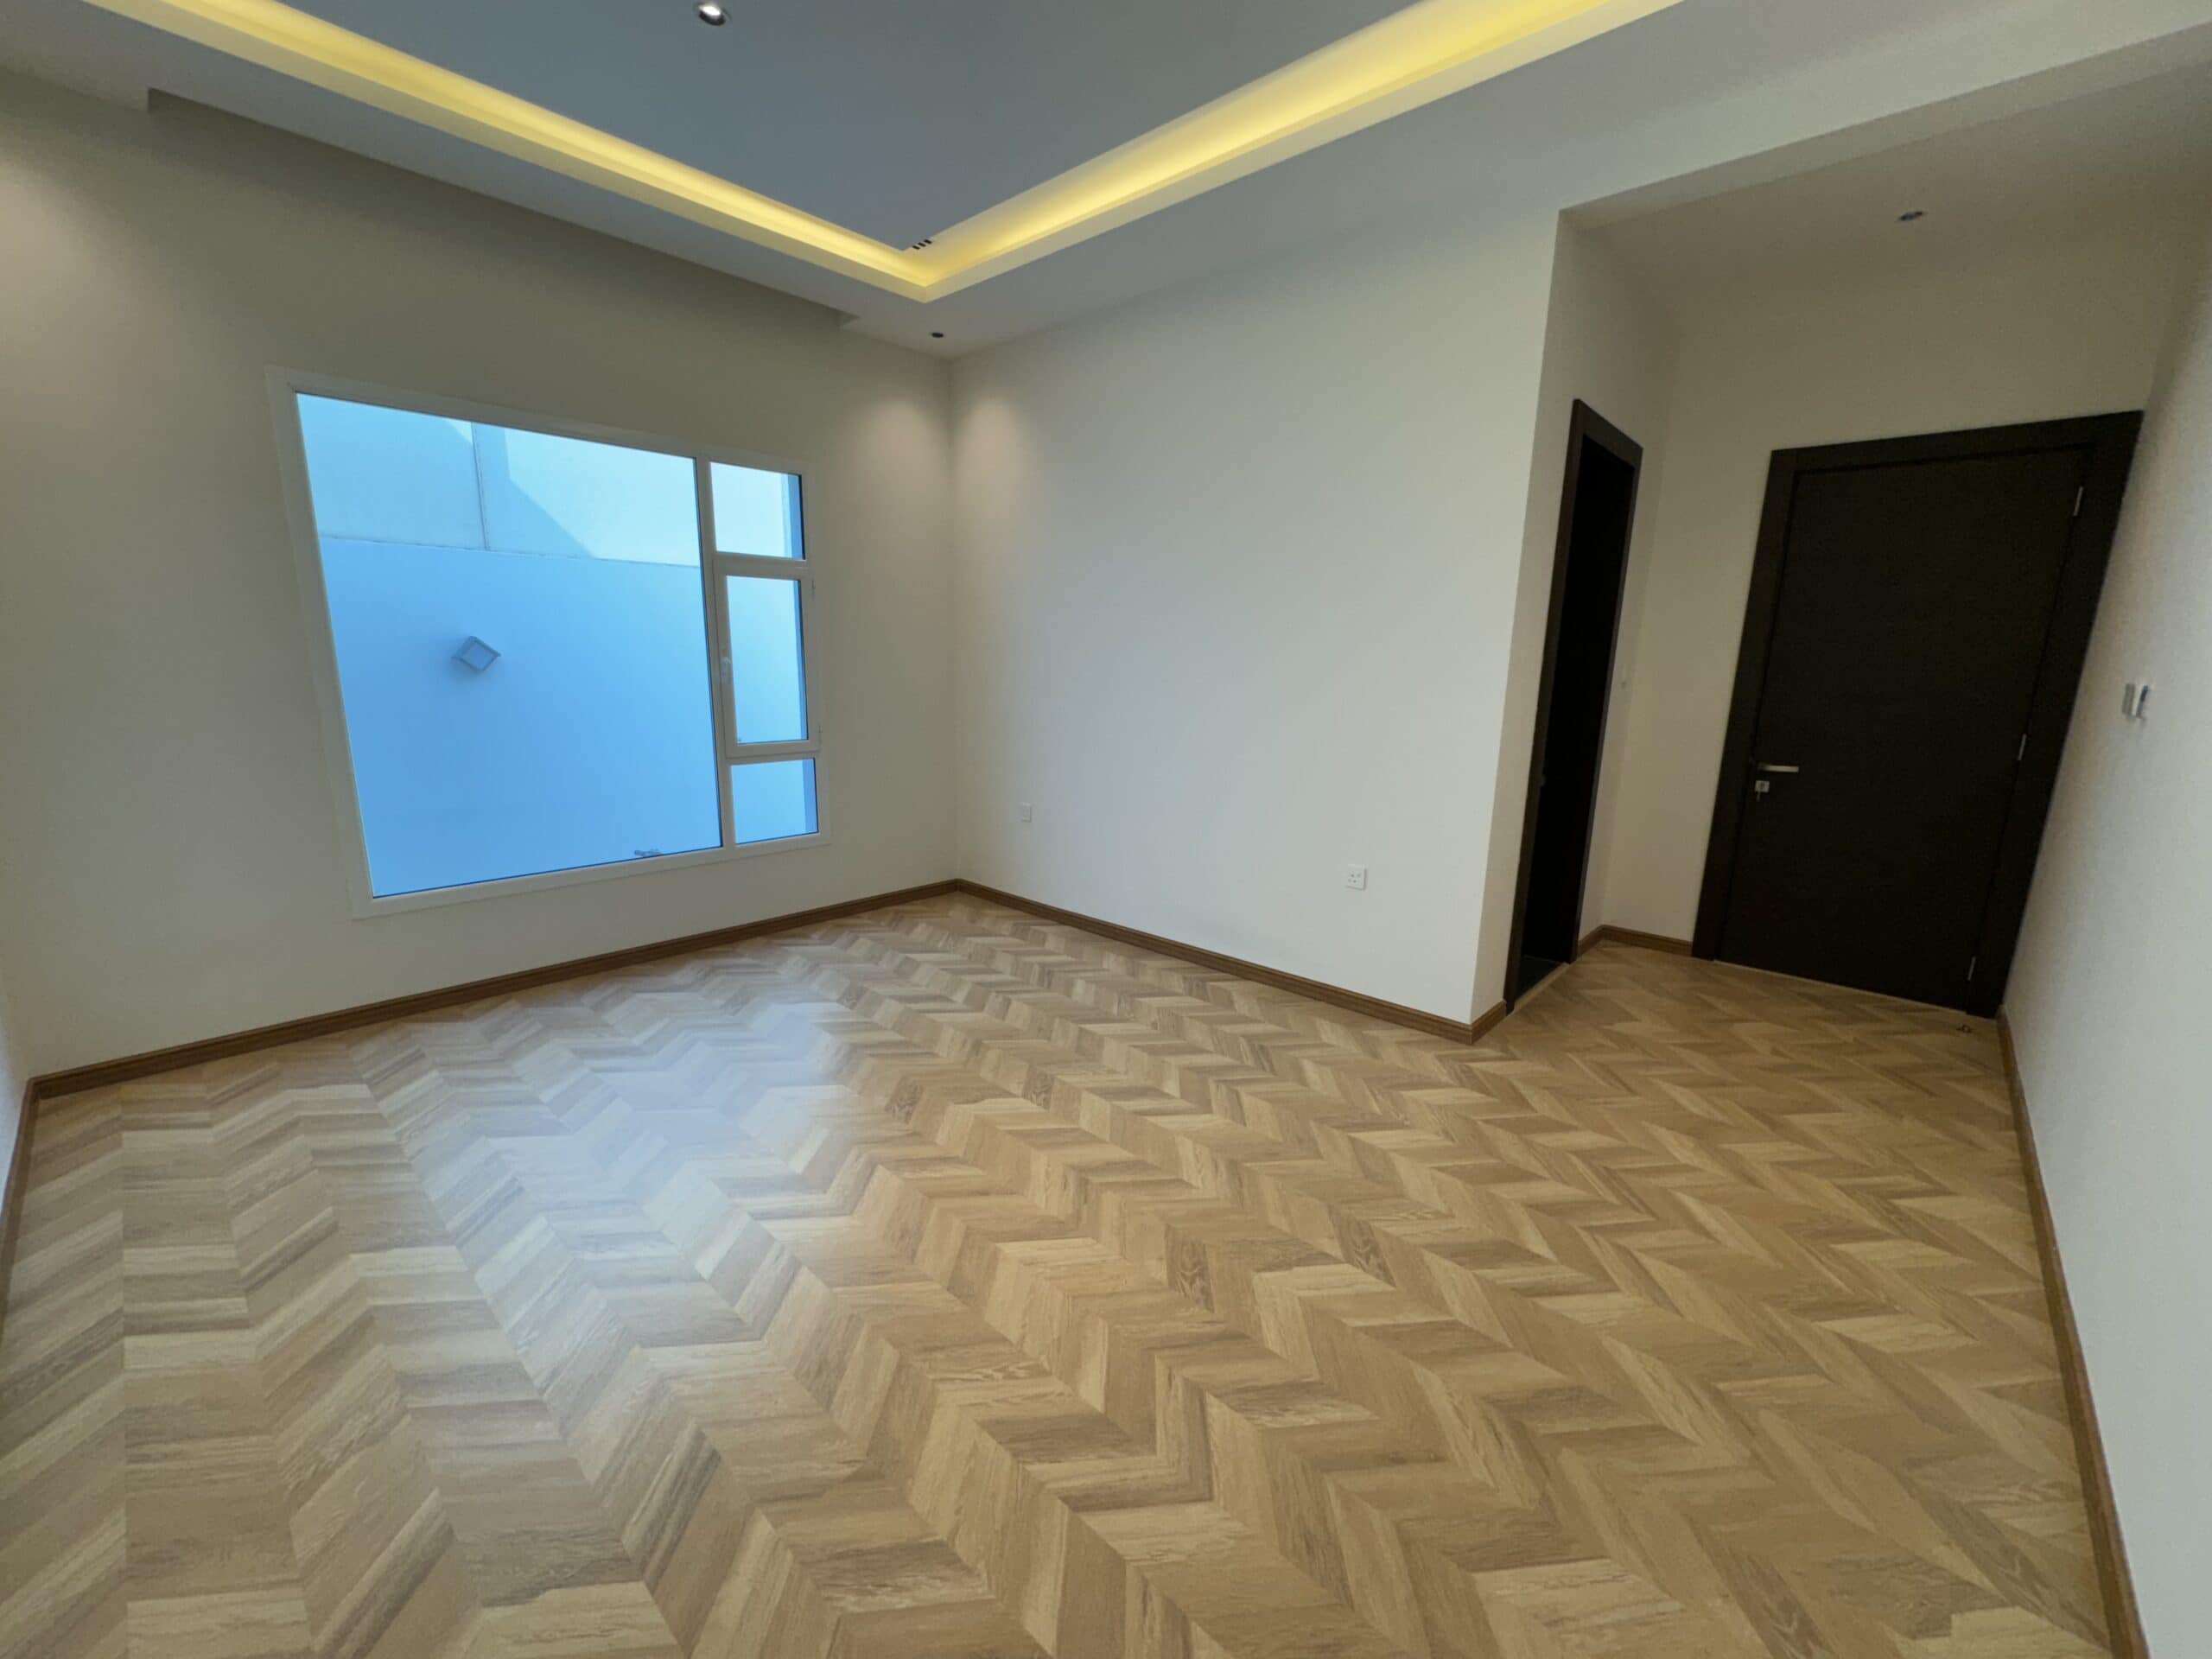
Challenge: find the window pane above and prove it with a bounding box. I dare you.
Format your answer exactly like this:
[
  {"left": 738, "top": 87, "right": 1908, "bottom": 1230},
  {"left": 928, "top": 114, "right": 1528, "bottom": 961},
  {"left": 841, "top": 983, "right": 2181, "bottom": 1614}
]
[
  {"left": 298, "top": 393, "right": 721, "bottom": 897},
  {"left": 477, "top": 425, "right": 699, "bottom": 566},
  {"left": 298, "top": 396, "right": 482, "bottom": 548},
  {"left": 710, "top": 461, "right": 802, "bottom": 558},
  {"left": 725, "top": 575, "right": 808, "bottom": 743},
  {"left": 731, "top": 760, "right": 817, "bottom": 843}
]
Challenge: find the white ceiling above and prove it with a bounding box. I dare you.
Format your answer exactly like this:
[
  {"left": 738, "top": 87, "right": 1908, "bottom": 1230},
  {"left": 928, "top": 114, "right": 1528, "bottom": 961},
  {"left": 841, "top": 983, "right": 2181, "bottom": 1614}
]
[
  {"left": 4, "top": 0, "right": 2212, "bottom": 351},
  {"left": 283, "top": 0, "right": 1417, "bottom": 251},
  {"left": 1586, "top": 56, "right": 2212, "bottom": 315}
]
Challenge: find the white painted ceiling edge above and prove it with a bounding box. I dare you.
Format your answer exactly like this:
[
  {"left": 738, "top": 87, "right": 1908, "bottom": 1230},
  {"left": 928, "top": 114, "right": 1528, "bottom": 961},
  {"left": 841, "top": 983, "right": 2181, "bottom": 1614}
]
[
  {"left": 3, "top": 0, "right": 2212, "bottom": 352},
  {"left": 1584, "top": 56, "right": 2212, "bottom": 318}
]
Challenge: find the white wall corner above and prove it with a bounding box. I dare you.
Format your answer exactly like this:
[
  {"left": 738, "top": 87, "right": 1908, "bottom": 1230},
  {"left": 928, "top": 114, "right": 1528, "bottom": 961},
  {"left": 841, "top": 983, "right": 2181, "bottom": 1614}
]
[{"left": 1475, "top": 219, "right": 1682, "bottom": 1010}]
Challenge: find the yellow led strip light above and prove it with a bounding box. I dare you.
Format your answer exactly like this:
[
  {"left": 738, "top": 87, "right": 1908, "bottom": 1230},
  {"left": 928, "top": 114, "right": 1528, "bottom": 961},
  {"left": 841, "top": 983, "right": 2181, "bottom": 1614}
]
[{"left": 85, "top": 0, "right": 1680, "bottom": 302}]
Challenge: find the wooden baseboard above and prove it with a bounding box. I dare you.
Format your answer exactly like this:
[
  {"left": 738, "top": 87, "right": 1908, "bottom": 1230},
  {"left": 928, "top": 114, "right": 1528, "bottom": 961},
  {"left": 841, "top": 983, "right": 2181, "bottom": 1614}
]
[
  {"left": 2, "top": 874, "right": 1517, "bottom": 1337},
  {"left": 0, "top": 881, "right": 2145, "bottom": 1653},
  {"left": 0, "top": 1082, "right": 33, "bottom": 1349},
  {"left": 1576, "top": 923, "right": 1694, "bottom": 957},
  {"left": 1996, "top": 1014, "right": 2148, "bottom": 1659},
  {"left": 952, "top": 880, "right": 1509, "bottom": 1046},
  {"left": 0, "top": 878, "right": 957, "bottom": 1336},
  {"left": 30, "top": 879, "right": 958, "bottom": 1103}
]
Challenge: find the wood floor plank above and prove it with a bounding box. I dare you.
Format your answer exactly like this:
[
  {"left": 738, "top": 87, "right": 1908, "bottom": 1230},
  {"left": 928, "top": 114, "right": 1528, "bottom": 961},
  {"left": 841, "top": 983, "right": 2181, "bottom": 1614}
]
[{"left": 0, "top": 895, "right": 2114, "bottom": 1658}]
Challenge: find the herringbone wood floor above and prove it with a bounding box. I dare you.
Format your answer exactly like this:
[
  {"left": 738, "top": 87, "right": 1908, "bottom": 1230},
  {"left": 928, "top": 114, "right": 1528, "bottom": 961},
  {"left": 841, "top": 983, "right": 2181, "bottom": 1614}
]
[{"left": 0, "top": 893, "right": 2111, "bottom": 1659}]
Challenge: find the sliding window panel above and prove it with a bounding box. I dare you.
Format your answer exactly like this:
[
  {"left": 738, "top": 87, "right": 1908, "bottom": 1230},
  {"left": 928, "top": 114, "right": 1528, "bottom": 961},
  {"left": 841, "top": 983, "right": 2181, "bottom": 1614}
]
[
  {"left": 695, "top": 453, "right": 823, "bottom": 847},
  {"left": 730, "top": 759, "right": 818, "bottom": 844},
  {"left": 709, "top": 461, "right": 804, "bottom": 560},
  {"left": 723, "top": 574, "right": 810, "bottom": 745}
]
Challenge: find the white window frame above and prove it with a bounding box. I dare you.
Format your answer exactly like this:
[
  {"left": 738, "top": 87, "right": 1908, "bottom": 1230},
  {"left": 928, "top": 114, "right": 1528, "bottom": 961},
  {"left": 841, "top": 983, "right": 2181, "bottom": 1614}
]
[{"left": 268, "top": 367, "right": 826, "bottom": 918}]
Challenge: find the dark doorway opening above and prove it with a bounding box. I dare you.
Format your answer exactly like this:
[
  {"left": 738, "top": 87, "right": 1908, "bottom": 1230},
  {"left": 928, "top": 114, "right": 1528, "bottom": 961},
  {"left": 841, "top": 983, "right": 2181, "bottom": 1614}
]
[
  {"left": 1694, "top": 414, "right": 2140, "bottom": 1014},
  {"left": 1505, "top": 401, "right": 1643, "bottom": 1007}
]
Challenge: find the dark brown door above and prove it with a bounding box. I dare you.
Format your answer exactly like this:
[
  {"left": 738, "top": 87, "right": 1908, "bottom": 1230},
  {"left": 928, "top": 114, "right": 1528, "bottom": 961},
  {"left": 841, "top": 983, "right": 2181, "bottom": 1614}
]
[
  {"left": 1505, "top": 403, "right": 1643, "bottom": 1005},
  {"left": 1698, "top": 417, "right": 2139, "bottom": 1013}
]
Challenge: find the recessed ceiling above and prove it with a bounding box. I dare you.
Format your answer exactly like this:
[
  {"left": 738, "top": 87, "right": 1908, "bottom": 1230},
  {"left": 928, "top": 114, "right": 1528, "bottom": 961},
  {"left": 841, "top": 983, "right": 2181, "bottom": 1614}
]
[
  {"left": 283, "top": 0, "right": 1421, "bottom": 252},
  {"left": 5, "top": 0, "right": 2211, "bottom": 349},
  {"left": 64, "top": 0, "right": 1683, "bottom": 298}
]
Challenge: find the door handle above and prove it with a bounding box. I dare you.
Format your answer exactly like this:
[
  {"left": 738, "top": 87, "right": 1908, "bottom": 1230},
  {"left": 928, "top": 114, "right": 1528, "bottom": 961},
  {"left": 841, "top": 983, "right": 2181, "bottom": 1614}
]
[{"left": 1755, "top": 763, "right": 1801, "bottom": 774}]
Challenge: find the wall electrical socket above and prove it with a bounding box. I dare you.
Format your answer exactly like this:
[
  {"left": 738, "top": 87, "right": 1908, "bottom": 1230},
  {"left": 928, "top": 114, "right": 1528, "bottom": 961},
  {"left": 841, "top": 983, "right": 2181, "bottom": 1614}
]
[
  {"left": 1344, "top": 865, "right": 1368, "bottom": 891},
  {"left": 1018, "top": 802, "right": 1033, "bottom": 823}
]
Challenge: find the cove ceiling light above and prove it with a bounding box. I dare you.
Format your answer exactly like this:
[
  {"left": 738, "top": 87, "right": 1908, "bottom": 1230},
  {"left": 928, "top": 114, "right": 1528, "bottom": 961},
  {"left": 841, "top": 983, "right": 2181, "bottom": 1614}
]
[{"left": 84, "top": 0, "right": 1680, "bottom": 302}]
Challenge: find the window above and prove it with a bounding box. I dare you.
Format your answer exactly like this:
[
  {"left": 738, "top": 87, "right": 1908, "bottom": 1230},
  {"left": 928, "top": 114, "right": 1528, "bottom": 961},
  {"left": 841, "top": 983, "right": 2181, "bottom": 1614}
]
[{"left": 284, "top": 384, "right": 819, "bottom": 905}]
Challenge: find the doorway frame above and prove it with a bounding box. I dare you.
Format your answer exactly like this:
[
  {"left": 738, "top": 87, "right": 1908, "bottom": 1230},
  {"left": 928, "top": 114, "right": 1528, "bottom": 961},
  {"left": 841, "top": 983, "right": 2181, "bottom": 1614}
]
[
  {"left": 1691, "top": 412, "right": 2141, "bottom": 1015},
  {"left": 1503, "top": 399, "right": 1644, "bottom": 1008}
]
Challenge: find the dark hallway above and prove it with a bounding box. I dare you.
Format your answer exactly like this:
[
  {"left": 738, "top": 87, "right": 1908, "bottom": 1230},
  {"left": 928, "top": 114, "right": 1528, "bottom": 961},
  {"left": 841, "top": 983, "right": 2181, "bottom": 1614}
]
[{"left": 1510, "top": 403, "right": 1640, "bottom": 1001}]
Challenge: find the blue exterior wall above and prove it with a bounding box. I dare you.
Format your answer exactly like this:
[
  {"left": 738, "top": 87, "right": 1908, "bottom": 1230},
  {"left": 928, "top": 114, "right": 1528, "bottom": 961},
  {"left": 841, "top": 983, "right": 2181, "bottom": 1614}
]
[{"left": 321, "top": 539, "right": 721, "bottom": 895}]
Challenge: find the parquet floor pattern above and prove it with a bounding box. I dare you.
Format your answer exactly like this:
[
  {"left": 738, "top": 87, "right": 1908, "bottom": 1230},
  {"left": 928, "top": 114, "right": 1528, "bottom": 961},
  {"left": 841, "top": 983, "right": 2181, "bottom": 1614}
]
[{"left": 0, "top": 893, "right": 2111, "bottom": 1659}]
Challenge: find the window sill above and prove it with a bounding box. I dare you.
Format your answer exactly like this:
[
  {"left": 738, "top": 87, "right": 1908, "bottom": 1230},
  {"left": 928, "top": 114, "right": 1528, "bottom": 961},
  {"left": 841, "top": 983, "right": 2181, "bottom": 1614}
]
[{"left": 351, "top": 830, "right": 830, "bottom": 918}]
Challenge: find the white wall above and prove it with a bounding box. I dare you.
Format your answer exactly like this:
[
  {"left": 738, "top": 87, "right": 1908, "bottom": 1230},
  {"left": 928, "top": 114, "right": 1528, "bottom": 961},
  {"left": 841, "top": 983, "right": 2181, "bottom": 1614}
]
[
  {"left": 952, "top": 207, "right": 1562, "bottom": 1025},
  {"left": 0, "top": 0, "right": 2186, "bottom": 1072},
  {"left": 1477, "top": 221, "right": 1678, "bottom": 994},
  {"left": 944, "top": 0, "right": 2212, "bottom": 1026},
  {"left": 1593, "top": 226, "right": 2196, "bottom": 939},
  {"left": 946, "top": 187, "right": 2189, "bottom": 1027},
  {"left": 0, "top": 78, "right": 955, "bottom": 1074},
  {"left": 2005, "top": 233, "right": 2212, "bottom": 1659}
]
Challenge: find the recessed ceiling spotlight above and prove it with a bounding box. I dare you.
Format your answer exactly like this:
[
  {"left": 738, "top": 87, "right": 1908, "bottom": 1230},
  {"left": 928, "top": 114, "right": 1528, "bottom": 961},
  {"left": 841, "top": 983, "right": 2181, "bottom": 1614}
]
[
  {"left": 1897, "top": 209, "right": 1927, "bottom": 223},
  {"left": 696, "top": 2, "right": 728, "bottom": 23}
]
